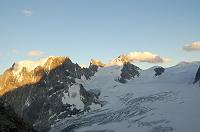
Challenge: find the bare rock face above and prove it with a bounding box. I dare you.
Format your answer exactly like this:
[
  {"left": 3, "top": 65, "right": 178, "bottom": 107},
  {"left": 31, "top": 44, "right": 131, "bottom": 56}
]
[
  {"left": 0, "top": 98, "right": 37, "bottom": 132},
  {"left": 194, "top": 66, "right": 200, "bottom": 84},
  {"left": 118, "top": 62, "right": 140, "bottom": 83},
  {"left": 90, "top": 59, "right": 105, "bottom": 68},
  {"left": 154, "top": 67, "right": 165, "bottom": 76},
  {"left": 0, "top": 56, "right": 101, "bottom": 131},
  {"left": 43, "top": 56, "right": 68, "bottom": 70},
  {"left": 0, "top": 57, "right": 69, "bottom": 96}
]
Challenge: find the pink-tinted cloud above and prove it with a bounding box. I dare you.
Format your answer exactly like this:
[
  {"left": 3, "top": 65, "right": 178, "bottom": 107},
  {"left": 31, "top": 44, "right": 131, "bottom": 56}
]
[
  {"left": 126, "top": 52, "right": 169, "bottom": 63},
  {"left": 28, "top": 50, "right": 44, "bottom": 57},
  {"left": 183, "top": 42, "right": 200, "bottom": 51}
]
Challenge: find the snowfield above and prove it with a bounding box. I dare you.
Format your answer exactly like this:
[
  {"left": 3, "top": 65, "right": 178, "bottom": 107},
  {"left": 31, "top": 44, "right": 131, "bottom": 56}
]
[
  {"left": 50, "top": 62, "right": 200, "bottom": 132},
  {"left": 62, "top": 84, "right": 85, "bottom": 110}
]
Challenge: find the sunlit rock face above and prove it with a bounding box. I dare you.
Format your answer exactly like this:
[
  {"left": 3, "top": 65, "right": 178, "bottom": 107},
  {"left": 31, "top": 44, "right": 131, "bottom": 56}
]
[
  {"left": 0, "top": 98, "right": 37, "bottom": 132},
  {"left": 43, "top": 56, "right": 69, "bottom": 71},
  {"left": 0, "top": 57, "right": 69, "bottom": 96},
  {"left": 194, "top": 65, "right": 200, "bottom": 84},
  {"left": 0, "top": 56, "right": 101, "bottom": 131},
  {"left": 90, "top": 59, "right": 105, "bottom": 68}
]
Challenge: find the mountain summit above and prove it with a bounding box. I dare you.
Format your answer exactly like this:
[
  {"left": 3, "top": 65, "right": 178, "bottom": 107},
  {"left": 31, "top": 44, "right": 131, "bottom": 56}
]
[
  {"left": 107, "top": 54, "right": 130, "bottom": 66},
  {"left": 0, "top": 56, "right": 69, "bottom": 95}
]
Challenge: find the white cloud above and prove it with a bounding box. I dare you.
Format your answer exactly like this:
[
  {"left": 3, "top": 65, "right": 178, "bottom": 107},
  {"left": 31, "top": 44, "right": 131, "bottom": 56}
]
[
  {"left": 22, "top": 9, "right": 32, "bottom": 16},
  {"left": 126, "top": 52, "right": 169, "bottom": 63},
  {"left": 183, "top": 41, "right": 200, "bottom": 51},
  {"left": 28, "top": 50, "right": 44, "bottom": 57},
  {"left": 108, "top": 52, "right": 170, "bottom": 66}
]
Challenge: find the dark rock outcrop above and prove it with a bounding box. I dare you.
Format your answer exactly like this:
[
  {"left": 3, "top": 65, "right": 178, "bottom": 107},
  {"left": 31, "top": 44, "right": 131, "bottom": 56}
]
[
  {"left": 0, "top": 56, "right": 101, "bottom": 131},
  {"left": 118, "top": 62, "right": 140, "bottom": 83},
  {"left": 0, "top": 98, "right": 37, "bottom": 132},
  {"left": 194, "top": 66, "right": 200, "bottom": 84},
  {"left": 154, "top": 67, "right": 165, "bottom": 76}
]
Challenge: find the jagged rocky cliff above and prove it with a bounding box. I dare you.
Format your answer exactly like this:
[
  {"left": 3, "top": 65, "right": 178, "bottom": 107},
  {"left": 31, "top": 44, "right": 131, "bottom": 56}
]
[
  {"left": 154, "top": 67, "right": 165, "bottom": 76},
  {"left": 118, "top": 62, "right": 140, "bottom": 83},
  {"left": 0, "top": 56, "right": 102, "bottom": 131}
]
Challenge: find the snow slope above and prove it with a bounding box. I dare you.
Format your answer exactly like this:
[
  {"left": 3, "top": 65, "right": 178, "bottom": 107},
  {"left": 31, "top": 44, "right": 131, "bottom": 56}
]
[
  {"left": 62, "top": 84, "right": 85, "bottom": 110},
  {"left": 12, "top": 58, "right": 48, "bottom": 75},
  {"left": 50, "top": 61, "right": 200, "bottom": 132}
]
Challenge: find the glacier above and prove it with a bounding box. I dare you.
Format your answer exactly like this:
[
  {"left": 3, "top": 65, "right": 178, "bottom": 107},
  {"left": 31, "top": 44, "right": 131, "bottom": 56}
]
[{"left": 50, "top": 61, "right": 200, "bottom": 132}]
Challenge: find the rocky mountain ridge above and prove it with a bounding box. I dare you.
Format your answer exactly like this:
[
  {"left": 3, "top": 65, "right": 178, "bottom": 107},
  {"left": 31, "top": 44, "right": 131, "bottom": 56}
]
[
  {"left": 0, "top": 56, "right": 200, "bottom": 132},
  {"left": 0, "top": 56, "right": 104, "bottom": 131}
]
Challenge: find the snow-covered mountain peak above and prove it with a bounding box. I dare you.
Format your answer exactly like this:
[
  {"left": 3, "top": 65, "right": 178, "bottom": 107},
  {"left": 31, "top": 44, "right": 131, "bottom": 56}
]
[
  {"left": 107, "top": 54, "right": 129, "bottom": 66},
  {"left": 12, "top": 58, "right": 48, "bottom": 76},
  {"left": 0, "top": 56, "right": 74, "bottom": 95},
  {"left": 12, "top": 56, "right": 70, "bottom": 76},
  {"left": 43, "top": 56, "right": 70, "bottom": 71}
]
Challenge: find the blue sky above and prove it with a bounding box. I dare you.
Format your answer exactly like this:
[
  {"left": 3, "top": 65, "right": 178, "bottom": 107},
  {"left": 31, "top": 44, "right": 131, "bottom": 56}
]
[{"left": 0, "top": 0, "right": 200, "bottom": 73}]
